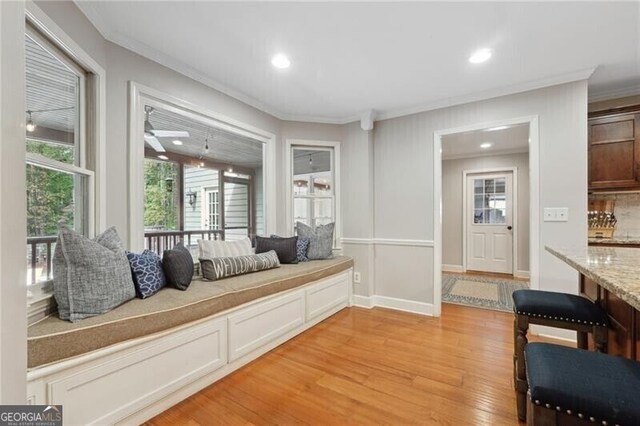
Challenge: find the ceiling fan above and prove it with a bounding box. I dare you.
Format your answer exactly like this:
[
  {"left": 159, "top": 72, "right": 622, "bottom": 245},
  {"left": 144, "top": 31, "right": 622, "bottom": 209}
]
[{"left": 144, "top": 106, "right": 190, "bottom": 152}]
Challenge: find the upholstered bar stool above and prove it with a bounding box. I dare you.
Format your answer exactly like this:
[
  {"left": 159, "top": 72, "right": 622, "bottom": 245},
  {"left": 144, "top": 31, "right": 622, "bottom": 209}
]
[
  {"left": 512, "top": 289, "right": 609, "bottom": 421},
  {"left": 525, "top": 343, "right": 640, "bottom": 426}
]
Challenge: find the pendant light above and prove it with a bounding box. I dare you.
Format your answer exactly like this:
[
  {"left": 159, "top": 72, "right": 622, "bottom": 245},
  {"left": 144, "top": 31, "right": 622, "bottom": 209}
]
[{"left": 26, "top": 111, "right": 36, "bottom": 133}]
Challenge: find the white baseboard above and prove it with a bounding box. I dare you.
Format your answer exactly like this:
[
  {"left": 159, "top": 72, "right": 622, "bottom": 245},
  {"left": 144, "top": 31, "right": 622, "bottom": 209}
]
[
  {"left": 515, "top": 270, "right": 530, "bottom": 279},
  {"left": 351, "top": 294, "right": 374, "bottom": 308},
  {"left": 442, "top": 264, "right": 463, "bottom": 273},
  {"left": 352, "top": 295, "right": 434, "bottom": 316}
]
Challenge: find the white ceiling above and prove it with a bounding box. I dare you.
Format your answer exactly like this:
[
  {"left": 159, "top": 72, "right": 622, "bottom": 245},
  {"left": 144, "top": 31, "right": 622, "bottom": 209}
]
[
  {"left": 76, "top": 1, "right": 640, "bottom": 124},
  {"left": 442, "top": 123, "right": 529, "bottom": 160}
]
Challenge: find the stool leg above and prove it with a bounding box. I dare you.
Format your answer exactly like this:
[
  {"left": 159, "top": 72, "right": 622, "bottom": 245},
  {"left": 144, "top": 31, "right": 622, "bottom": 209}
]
[
  {"left": 513, "top": 315, "right": 518, "bottom": 391},
  {"left": 577, "top": 331, "right": 588, "bottom": 350},
  {"left": 593, "top": 325, "right": 608, "bottom": 353},
  {"left": 516, "top": 314, "right": 529, "bottom": 421}
]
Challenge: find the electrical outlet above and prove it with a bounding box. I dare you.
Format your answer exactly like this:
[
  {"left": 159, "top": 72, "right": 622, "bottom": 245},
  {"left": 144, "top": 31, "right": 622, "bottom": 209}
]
[{"left": 353, "top": 272, "right": 361, "bottom": 283}]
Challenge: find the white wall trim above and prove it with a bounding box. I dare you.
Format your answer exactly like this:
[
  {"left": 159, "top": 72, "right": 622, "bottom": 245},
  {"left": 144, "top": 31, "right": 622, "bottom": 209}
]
[
  {"left": 434, "top": 115, "right": 540, "bottom": 318},
  {"left": 341, "top": 237, "right": 373, "bottom": 246},
  {"left": 461, "top": 167, "right": 519, "bottom": 275},
  {"left": 588, "top": 84, "right": 640, "bottom": 103},
  {"left": 341, "top": 237, "right": 434, "bottom": 248},
  {"left": 351, "top": 295, "right": 433, "bottom": 316},
  {"left": 285, "top": 139, "right": 342, "bottom": 246},
  {"left": 442, "top": 264, "right": 464, "bottom": 273},
  {"left": 443, "top": 147, "right": 529, "bottom": 161},
  {"left": 515, "top": 270, "right": 531, "bottom": 279},
  {"left": 26, "top": 1, "right": 108, "bottom": 233},
  {"left": 128, "top": 82, "right": 277, "bottom": 250}
]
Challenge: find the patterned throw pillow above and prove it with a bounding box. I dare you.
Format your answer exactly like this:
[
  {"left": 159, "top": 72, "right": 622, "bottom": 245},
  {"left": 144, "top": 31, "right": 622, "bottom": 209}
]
[
  {"left": 271, "top": 234, "right": 310, "bottom": 262},
  {"left": 198, "top": 237, "right": 252, "bottom": 259},
  {"left": 255, "top": 236, "right": 298, "bottom": 264},
  {"left": 163, "top": 243, "right": 194, "bottom": 291},
  {"left": 296, "top": 222, "right": 335, "bottom": 260},
  {"left": 200, "top": 251, "right": 280, "bottom": 281},
  {"left": 126, "top": 250, "right": 166, "bottom": 299},
  {"left": 53, "top": 227, "right": 136, "bottom": 322}
]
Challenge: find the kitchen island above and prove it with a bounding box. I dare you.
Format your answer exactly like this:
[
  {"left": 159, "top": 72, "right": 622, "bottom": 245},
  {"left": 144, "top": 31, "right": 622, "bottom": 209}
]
[{"left": 546, "top": 245, "right": 640, "bottom": 360}]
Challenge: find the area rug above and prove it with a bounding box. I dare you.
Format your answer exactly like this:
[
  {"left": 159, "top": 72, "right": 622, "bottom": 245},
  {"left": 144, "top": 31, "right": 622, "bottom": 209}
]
[{"left": 442, "top": 273, "right": 528, "bottom": 312}]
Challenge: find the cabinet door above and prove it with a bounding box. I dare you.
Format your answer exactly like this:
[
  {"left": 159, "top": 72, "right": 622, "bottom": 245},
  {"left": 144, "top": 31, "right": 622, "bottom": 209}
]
[{"left": 588, "top": 113, "right": 640, "bottom": 190}]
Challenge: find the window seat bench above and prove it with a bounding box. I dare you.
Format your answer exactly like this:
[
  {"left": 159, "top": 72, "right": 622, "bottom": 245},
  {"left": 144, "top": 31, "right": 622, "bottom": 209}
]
[
  {"left": 27, "top": 256, "right": 353, "bottom": 425},
  {"left": 28, "top": 256, "right": 354, "bottom": 369}
]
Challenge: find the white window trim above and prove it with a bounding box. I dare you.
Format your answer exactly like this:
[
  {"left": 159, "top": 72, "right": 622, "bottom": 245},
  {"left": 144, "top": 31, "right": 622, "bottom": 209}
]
[
  {"left": 128, "top": 82, "right": 277, "bottom": 251},
  {"left": 25, "top": 2, "right": 107, "bottom": 317},
  {"left": 285, "top": 139, "right": 342, "bottom": 251}
]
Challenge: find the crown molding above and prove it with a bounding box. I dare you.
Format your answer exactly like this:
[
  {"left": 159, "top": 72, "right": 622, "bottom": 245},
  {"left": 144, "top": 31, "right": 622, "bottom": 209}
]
[
  {"left": 588, "top": 84, "right": 640, "bottom": 103},
  {"left": 374, "top": 67, "right": 597, "bottom": 122},
  {"left": 74, "top": 2, "right": 599, "bottom": 126}
]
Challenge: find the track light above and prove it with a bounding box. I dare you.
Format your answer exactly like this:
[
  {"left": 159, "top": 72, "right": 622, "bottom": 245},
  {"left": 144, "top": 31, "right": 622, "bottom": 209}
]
[{"left": 26, "top": 111, "right": 36, "bottom": 133}]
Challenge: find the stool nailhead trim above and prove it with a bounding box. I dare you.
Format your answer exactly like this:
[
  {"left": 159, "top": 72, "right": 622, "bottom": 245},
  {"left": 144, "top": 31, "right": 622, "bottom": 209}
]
[
  {"left": 530, "top": 397, "right": 615, "bottom": 425},
  {"left": 515, "top": 310, "right": 605, "bottom": 327}
]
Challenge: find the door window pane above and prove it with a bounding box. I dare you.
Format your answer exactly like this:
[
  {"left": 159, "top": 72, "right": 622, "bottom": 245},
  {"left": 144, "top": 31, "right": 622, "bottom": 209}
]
[{"left": 472, "top": 177, "right": 507, "bottom": 225}]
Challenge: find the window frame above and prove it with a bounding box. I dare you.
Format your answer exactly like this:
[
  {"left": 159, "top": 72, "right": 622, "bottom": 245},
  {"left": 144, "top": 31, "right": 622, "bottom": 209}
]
[
  {"left": 285, "top": 139, "right": 341, "bottom": 250},
  {"left": 24, "top": 4, "right": 106, "bottom": 321}
]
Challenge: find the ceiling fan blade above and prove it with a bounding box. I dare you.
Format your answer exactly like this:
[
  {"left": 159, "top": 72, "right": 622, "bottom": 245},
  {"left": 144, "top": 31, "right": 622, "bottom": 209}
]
[
  {"left": 144, "top": 134, "right": 166, "bottom": 152},
  {"left": 151, "top": 130, "right": 190, "bottom": 138}
]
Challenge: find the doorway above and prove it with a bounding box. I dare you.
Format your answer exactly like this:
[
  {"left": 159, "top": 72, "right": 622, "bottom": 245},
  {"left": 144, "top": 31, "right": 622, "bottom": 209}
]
[
  {"left": 436, "top": 120, "right": 534, "bottom": 313},
  {"left": 465, "top": 170, "right": 514, "bottom": 275}
]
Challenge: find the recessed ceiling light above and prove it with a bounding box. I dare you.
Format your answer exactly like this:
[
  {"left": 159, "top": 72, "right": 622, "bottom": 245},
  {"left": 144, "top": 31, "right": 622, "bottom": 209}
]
[
  {"left": 271, "top": 53, "right": 291, "bottom": 69},
  {"left": 486, "top": 125, "right": 508, "bottom": 132},
  {"left": 158, "top": 155, "right": 169, "bottom": 160},
  {"left": 480, "top": 142, "right": 493, "bottom": 149},
  {"left": 469, "top": 48, "right": 492, "bottom": 64},
  {"left": 172, "top": 140, "right": 183, "bottom": 146}
]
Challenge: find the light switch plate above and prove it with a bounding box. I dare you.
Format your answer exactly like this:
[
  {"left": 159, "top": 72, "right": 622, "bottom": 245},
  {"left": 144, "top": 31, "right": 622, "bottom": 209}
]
[
  {"left": 353, "top": 272, "right": 361, "bottom": 283},
  {"left": 544, "top": 207, "right": 569, "bottom": 222}
]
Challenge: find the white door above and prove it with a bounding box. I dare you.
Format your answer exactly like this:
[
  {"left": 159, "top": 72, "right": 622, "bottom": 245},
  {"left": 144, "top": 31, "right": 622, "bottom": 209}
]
[{"left": 466, "top": 172, "right": 513, "bottom": 274}]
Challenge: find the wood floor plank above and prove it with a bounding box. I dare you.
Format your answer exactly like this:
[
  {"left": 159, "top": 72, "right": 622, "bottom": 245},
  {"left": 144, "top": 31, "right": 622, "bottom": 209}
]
[{"left": 144, "top": 304, "right": 558, "bottom": 425}]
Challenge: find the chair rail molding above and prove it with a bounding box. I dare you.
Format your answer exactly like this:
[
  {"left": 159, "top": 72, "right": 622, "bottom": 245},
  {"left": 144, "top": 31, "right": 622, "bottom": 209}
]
[{"left": 341, "top": 237, "right": 434, "bottom": 247}]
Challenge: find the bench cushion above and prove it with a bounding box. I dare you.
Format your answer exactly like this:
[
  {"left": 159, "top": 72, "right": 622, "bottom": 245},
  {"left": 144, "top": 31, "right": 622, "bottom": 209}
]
[
  {"left": 28, "top": 256, "right": 353, "bottom": 369},
  {"left": 525, "top": 343, "right": 640, "bottom": 424},
  {"left": 512, "top": 289, "right": 608, "bottom": 326}
]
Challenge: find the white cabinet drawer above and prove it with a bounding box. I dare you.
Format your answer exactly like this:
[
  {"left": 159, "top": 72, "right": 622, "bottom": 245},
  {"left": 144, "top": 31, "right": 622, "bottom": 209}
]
[
  {"left": 305, "top": 272, "right": 349, "bottom": 321},
  {"left": 47, "top": 317, "right": 227, "bottom": 426},
  {"left": 228, "top": 291, "right": 304, "bottom": 362}
]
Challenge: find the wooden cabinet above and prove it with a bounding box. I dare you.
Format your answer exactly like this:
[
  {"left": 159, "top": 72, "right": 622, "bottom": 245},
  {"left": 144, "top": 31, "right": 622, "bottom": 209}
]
[
  {"left": 588, "top": 110, "right": 640, "bottom": 191},
  {"left": 580, "top": 276, "right": 638, "bottom": 360}
]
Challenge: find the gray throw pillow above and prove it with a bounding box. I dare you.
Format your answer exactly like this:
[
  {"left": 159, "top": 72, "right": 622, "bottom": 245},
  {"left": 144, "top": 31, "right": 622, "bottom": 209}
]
[
  {"left": 296, "top": 222, "right": 335, "bottom": 260},
  {"left": 200, "top": 250, "right": 280, "bottom": 281},
  {"left": 53, "top": 227, "right": 136, "bottom": 322}
]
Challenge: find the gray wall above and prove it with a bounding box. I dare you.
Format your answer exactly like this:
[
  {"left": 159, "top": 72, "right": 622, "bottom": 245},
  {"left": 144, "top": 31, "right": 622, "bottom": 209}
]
[
  {"left": 442, "top": 152, "right": 530, "bottom": 273},
  {"left": 372, "top": 81, "right": 588, "bottom": 305}
]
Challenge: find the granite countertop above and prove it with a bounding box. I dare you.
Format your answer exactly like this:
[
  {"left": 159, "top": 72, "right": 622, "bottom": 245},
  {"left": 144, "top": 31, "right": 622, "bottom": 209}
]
[
  {"left": 588, "top": 237, "right": 640, "bottom": 245},
  {"left": 546, "top": 245, "right": 640, "bottom": 311}
]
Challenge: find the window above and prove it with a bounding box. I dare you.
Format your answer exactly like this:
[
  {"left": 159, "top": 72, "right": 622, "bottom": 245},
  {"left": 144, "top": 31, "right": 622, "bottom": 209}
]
[
  {"left": 473, "top": 177, "right": 506, "bottom": 224},
  {"left": 291, "top": 147, "right": 335, "bottom": 230},
  {"left": 140, "top": 102, "right": 264, "bottom": 250},
  {"left": 25, "top": 25, "right": 94, "bottom": 286}
]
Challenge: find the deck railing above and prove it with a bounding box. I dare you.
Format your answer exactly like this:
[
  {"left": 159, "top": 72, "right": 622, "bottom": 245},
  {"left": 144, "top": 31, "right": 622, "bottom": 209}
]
[
  {"left": 27, "top": 229, "right": 225, "bottom": 285},
  {"left": 144, "top": 229, "right": 225, "bottom": 255}
]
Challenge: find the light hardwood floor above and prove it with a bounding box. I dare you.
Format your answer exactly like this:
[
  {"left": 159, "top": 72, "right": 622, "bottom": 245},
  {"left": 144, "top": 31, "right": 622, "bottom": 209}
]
[{"left": 145, "top": 304, "right": 556, "bottom": 425}]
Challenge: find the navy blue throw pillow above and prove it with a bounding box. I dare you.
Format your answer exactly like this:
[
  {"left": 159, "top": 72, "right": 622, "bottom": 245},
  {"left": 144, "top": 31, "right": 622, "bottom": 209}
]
[{"left": 126, "top": 250, "right": 166, "bottom": 299}]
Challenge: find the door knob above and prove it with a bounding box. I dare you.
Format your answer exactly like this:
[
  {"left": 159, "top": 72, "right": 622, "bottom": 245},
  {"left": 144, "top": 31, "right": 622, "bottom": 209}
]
[{"left": 507, "top": 226, "right": 513, "bottom": 230}]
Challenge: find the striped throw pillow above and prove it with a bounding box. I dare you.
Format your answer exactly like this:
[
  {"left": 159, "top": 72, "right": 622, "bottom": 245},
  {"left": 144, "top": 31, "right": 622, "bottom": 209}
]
[{"left": 198, "top": 237, "right": 252, "bottom": 259}]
